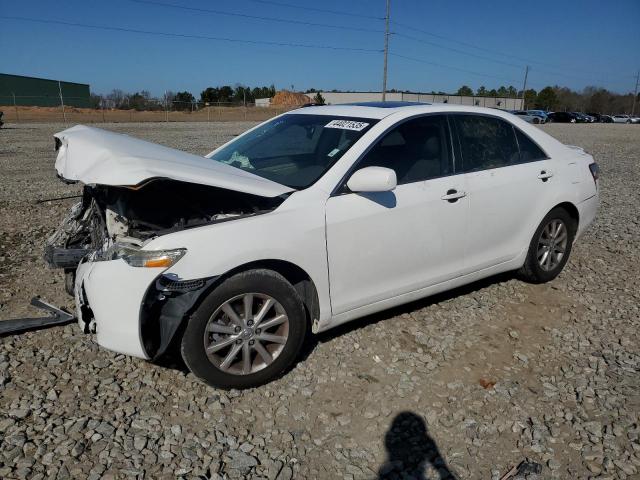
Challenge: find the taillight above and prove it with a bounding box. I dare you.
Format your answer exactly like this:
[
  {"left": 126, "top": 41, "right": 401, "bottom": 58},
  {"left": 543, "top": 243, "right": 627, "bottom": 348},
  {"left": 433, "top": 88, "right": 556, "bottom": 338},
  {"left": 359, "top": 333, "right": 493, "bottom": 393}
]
[{"left": 589, "top": 162, "right": 599, "bottom": 185}]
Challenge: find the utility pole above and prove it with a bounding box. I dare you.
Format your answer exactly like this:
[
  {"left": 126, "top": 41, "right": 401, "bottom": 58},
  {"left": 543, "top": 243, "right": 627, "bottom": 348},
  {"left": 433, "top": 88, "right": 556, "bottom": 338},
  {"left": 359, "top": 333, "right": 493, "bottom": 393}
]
[
  {"left": 382, "top": 0, "right": 390, "bottom": 102},
  {"left": 58, "top": 80, "right": 67, "bottom": 123},
  {"left": 632, "top": 70, "right": 639, "bottom": 116},
  {"left": 164, "top": 90, "right": 169, "bottom": 122},
  {"left": 12, "top": 92, "right": 19, "bottom": 122},
  {"left": 243, "top": 89, "right": 247, "bottom": 120},
  {"left": 520, "top": 65, "right": 529, "bottom": 110}
]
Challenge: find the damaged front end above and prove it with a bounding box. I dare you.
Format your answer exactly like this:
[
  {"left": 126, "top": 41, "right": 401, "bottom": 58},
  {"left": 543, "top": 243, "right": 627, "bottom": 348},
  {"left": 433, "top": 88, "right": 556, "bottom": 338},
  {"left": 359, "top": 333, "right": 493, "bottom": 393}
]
[
  {"left": 44, "top": 189, "right": 107, "bottom": 294},
  {"left": 45, "top": 179, "right": 284, "bottom": 293},
  {"left": 45, "top": 125, "right": 293, "bottom": 359}
]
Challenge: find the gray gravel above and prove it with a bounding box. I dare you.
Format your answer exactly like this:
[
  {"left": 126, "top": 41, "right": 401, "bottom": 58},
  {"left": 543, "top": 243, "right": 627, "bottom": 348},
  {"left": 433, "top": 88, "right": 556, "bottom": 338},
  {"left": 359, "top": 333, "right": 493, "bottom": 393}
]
[{"left": 1, "top": 122, "right": 639, "bottom": 479}]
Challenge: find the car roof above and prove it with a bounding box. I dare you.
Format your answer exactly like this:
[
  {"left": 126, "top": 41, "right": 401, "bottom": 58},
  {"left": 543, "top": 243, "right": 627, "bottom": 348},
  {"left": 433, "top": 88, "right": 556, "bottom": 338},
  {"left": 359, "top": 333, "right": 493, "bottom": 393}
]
[
  {"left": 288, "top": 102, "right": 518, "bottom": 120},
  {"left": 342, "top": 101, "right": 429, "bottom": 108}
]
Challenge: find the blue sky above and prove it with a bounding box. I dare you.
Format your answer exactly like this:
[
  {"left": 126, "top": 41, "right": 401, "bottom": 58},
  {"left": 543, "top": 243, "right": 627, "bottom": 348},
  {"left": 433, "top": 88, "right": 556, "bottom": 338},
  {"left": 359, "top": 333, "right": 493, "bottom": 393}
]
[{"left": 1, "top": 0, "right": 638, "bottom": 96}]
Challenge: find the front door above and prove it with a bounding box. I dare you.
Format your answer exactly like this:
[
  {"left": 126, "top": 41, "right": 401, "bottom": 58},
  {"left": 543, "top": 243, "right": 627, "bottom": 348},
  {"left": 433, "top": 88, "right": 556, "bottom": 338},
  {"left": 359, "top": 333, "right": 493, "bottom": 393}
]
[{"left": 325, "top": 115, "right": 469, "bottom": 315}]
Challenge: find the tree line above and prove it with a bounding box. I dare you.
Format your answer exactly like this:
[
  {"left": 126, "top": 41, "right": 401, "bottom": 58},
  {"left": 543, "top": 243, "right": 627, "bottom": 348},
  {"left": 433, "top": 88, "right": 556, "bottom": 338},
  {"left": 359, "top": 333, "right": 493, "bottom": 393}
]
[
  {"left": 454, "top": 84, "right": 638, "bottom": 114},
  {"left": 92, "top": 85, "right": 277, "bottom": 111},
  {"left": 90, "top": 84, "right": 638, "bottom": 114}
]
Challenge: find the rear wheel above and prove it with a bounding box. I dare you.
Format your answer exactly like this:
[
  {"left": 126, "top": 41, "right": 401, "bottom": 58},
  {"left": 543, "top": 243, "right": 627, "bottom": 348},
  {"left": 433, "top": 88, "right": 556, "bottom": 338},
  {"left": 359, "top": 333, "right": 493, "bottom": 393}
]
[
  {"left": 181, "top": 269, "right": 307, "bottom": 389},
  {"left": 518, "top": 208, "right": 576, "bottom": 283}
]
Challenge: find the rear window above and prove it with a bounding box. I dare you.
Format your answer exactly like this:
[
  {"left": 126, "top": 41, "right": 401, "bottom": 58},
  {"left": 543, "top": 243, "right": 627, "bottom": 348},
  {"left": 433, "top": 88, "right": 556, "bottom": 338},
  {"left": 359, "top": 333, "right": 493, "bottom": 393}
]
[{"left": 514, "top": 129, "right": 548, "bottom": 163}]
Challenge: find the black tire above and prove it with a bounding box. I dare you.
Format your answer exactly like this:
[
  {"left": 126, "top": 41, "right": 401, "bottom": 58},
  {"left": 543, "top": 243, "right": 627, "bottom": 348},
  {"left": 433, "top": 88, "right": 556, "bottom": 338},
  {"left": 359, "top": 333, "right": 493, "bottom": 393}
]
[
  {"left": 518, "top": 207, "right": 577, "bottom": 284},
  {"left": 533, "top": 117, "right": 540, "bottom": 124},
  {"left": 181, "top": 269, "right": 307, "bottom": 389}
]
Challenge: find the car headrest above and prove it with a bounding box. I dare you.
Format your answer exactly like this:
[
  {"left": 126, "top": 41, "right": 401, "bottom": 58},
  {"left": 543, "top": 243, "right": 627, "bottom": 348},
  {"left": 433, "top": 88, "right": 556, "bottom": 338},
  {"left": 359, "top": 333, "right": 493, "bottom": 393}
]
[{"left": 423, "top": 136, "right": 440, "bottom": 158}]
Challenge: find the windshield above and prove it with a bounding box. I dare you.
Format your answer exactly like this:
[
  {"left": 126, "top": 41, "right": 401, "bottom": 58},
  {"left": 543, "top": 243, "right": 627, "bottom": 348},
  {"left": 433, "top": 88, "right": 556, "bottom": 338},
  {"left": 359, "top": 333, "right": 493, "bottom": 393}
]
[{"left": 208, "top": 114, "right": 378, "bottom": 189}]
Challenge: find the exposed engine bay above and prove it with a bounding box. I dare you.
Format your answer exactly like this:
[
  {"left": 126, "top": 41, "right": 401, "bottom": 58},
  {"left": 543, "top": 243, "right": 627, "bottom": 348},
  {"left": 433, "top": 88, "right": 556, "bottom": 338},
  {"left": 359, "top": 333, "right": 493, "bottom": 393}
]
[{"left": 45, "top": 178, "right": 285, "bottom": 292}]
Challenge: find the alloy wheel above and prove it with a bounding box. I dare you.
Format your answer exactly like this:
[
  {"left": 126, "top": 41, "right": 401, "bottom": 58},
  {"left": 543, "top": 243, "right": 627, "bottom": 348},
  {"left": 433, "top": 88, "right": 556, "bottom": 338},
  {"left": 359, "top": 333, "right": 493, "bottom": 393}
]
[
  {"left": 537, "top": 219, "right": 568, "bottom": 271},
  {"left": 203, "top": 293, "right": 289, "bottom": 375}
]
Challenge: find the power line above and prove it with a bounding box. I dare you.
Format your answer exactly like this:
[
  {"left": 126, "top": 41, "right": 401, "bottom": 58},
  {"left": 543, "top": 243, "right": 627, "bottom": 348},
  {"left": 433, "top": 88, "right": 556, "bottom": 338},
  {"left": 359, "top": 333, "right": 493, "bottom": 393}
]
[
  {"left": 389, "top": 52, "right": 523, "bottom": 85},
  {"left": 396, "top": 29, "right": 617, "bottom": 84},
  {"left": 129, "top": 0, "right": 383, "bottom": 33},
  {"left": 391, "top": 20, "right": 625, "bottom": 83},
  {"left": 392, "top": 21, "right": 545, "bottom": 65},
  {"left": 244, "top": 0, "right": 384, "bottom": 20},
  {"left": 0, "top": 16, "right": 383, "bottom": 52},
  {"left": 394, "top": 32, "right": 525, "bottom": 69}
]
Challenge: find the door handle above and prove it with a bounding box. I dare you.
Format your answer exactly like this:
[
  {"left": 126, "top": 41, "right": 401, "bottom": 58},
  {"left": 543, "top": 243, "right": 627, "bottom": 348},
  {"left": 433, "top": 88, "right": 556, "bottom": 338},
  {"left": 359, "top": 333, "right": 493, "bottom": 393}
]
[
  {"left": 537, "top": 170, "right": 553, "bottom": 181},
  {"left": 441, "top": 189, "right": 467, "bottom": 203}
]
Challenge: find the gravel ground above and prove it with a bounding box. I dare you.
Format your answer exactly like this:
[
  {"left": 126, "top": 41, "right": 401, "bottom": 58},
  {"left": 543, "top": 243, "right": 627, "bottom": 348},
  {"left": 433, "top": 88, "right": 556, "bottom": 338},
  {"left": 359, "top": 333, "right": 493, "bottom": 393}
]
[{"left": 0, "top": 122, "right": 639, "bottom": 479}]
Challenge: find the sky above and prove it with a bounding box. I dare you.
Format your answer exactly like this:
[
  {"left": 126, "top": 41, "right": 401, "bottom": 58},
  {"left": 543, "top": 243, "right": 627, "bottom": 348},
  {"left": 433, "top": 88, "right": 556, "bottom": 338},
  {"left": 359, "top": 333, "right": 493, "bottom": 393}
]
[{"left": 1, "top": 0, "right": 639, "bottom": 97}]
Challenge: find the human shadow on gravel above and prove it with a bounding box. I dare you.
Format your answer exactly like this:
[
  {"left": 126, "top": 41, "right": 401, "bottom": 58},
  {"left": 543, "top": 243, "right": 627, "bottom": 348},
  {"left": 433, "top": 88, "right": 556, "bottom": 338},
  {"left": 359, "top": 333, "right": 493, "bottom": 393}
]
[{"left": 377, "top": 411, "right": 458, "bottom": 480}]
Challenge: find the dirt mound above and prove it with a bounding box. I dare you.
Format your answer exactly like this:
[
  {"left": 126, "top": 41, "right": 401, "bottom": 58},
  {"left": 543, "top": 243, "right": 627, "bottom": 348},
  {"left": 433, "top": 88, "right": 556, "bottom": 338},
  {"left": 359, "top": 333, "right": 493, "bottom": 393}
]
[{"left": 270, "top": 90, "right": 310, "bottom": 106}]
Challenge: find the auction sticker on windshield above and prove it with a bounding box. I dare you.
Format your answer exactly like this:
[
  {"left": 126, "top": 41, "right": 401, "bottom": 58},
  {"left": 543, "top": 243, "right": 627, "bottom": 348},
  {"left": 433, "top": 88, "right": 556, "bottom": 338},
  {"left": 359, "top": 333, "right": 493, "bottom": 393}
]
[{"left": 325, "top": 119, "right": 370, "bottom": 131}]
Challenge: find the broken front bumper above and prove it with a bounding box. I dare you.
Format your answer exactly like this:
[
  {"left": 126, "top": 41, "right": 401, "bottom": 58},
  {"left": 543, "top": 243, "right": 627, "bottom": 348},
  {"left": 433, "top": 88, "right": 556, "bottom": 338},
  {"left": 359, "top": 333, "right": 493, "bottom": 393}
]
[
  {"left": 74, "top": 258, "right": 217, "bottom": 361},
  {"left": 75, "top": 259, "right": 160, "bottom": 359}
]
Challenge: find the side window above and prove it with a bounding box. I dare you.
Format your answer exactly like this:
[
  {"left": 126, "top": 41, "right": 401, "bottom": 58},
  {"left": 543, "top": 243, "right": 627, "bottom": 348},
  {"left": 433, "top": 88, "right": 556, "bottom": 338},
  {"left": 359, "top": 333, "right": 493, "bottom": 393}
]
[
  {"left": 356, "top": 115, "right": 452, "bottom": 185},
  {"left": 454, "top": 115, "right": 519, "bottom": 172},
  {"left": 514, "top": 128, "right": 547, "bottom": 163}
]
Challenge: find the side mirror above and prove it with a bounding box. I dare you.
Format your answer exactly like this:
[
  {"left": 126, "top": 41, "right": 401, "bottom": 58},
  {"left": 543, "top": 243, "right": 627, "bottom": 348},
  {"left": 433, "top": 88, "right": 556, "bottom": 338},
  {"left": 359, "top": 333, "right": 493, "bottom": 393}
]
[{"left": 346, "top": 166, "right": 397, "bottom": 193}]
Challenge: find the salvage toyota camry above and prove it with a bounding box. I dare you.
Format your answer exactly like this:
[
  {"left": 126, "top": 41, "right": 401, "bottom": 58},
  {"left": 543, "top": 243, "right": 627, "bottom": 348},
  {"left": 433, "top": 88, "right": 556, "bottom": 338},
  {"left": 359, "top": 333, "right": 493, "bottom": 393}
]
[{"left": 46, "top": 102, "right": 599, "bottom": 388}]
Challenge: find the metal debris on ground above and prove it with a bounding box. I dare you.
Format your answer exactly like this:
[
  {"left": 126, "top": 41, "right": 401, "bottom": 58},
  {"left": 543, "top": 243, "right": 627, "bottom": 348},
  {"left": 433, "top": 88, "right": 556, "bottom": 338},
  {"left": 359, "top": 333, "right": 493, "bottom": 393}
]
[
  {"left": 499, "top": 459, "right": 543, "bottom": 479},
  {"left": 0, "top": 297, "right": 75, "bottom": 335}
]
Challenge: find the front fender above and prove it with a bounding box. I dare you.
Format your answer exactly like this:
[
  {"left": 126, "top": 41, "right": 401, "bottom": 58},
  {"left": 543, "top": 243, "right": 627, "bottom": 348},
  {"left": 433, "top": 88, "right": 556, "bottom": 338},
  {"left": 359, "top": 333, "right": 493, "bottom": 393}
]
[{"left": 144, "top": 202, "right": 331, "bottom": 325}]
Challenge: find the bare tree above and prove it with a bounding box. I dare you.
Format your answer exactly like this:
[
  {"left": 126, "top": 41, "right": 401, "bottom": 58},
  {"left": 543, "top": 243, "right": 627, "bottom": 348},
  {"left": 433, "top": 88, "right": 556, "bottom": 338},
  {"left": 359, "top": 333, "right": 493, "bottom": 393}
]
[{"left": 106, "top": 89, "right": 125, "bottom": 109}]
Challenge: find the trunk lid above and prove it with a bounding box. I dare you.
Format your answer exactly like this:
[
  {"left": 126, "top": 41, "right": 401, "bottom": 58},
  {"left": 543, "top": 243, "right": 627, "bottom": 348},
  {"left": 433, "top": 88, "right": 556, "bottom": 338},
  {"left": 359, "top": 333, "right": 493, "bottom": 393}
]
[{"left": 53, "top": 125, "right": 294, "bottom": 198}]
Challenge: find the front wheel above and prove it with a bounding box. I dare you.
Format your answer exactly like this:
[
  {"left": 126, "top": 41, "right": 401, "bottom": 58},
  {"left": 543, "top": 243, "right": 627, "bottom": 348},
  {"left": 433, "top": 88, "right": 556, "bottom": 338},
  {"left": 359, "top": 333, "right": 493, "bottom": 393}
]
[
  {"left": 181, "top": 269, "right": 307, "bottom": 389},
  {"left": 518, "top": 208, "right": 577, "bottom": 283}
]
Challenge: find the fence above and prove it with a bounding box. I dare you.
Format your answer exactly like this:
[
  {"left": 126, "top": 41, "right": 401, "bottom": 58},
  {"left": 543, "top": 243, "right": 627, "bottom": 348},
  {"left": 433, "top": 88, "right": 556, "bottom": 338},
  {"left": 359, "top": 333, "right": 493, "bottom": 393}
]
[
  {"left": 0, "top": 97, "right": 299, "bottom": 124},
  {"left": 0, "top": 93, "right": 527, "bottom": 124}
]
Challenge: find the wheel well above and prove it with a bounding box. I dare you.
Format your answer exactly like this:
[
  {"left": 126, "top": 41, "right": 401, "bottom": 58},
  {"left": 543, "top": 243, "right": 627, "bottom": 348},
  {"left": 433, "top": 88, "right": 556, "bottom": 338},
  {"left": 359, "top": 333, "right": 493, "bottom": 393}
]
[
  {"left": 554, "top": 202, "right": 579, "bottom": 230},
  {"left": 218, "top": 260, "right": 320, "bottom": 330}
]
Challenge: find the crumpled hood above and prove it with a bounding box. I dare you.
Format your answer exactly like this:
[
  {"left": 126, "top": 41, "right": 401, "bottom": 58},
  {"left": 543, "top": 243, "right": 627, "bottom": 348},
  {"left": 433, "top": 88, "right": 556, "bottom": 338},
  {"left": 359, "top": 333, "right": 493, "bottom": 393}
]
[{"left": 53, "top": 125, "right": 294, "bottom": 198}]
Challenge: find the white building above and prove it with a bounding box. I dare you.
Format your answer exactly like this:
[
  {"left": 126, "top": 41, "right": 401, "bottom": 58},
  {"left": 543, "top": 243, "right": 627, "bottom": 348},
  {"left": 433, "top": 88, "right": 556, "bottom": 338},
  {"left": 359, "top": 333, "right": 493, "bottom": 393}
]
[
  {"left": 306, "top": 91, "right": 523, "bottom": 110},
  {"left": 255, "top": 98, "right": 271, "bottom": 107},
  {"left": 255, "top": 91, "right": 524, "bottom": 110}
]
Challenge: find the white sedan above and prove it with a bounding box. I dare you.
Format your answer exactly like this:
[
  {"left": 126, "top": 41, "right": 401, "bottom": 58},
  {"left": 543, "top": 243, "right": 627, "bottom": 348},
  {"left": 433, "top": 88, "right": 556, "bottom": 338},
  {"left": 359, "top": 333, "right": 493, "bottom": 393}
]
[
  {"left": 510, "top": 110, "right": 545, "bottom": 124},
  {"left": 48, "top": 102, "right": 599, "bottom": 388},
  {"left": 612, "top": 114, "right": 634, "bottom": 124}
]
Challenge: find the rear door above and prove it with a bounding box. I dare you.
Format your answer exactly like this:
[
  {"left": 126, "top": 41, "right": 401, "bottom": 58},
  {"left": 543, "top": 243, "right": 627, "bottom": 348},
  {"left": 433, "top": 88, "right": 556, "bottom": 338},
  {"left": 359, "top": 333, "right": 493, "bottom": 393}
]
[
  {"left": 451, "top": 114, "right": 552, "bottom": 272},
  {"left": 325, "top": 115, "right": 469, "bottom": 315}
]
